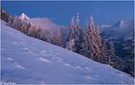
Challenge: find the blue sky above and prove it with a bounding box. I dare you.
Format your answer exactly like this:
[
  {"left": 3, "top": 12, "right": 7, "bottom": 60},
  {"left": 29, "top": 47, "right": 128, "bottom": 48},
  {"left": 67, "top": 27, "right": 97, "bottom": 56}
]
[{"left": 1, "top": 1, "right": 134, "bottom": 26}]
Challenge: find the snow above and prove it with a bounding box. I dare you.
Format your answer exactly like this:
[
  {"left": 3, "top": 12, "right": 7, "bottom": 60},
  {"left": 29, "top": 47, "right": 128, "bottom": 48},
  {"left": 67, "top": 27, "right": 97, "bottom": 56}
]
[
  {"left": 38, "top": 57, "right": 52, "bottom": 63},
  {"left": 1, "top": 20, "right": 134, "bottom": 84},
  {"left": 100, "top": 24, "right": 111, "bottom": 28},
  {"left": 100, "top": 19, "right": 133, "bottom": 40},
  {"left": 0, "top": 82, "right": 16, "bottom": 85},
  {"left": 18, "top": 13, "right": 30, "bottom": 20},
  {"left": 119, "top": 19, "right": 128, "bottom": 28}
]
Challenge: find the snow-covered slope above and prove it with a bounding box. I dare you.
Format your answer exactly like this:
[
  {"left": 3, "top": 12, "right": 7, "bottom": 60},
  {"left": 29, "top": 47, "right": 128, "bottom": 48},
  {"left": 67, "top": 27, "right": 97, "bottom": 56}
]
[{"left": 1, "top": 20, "right": 134, "bottom": 84}]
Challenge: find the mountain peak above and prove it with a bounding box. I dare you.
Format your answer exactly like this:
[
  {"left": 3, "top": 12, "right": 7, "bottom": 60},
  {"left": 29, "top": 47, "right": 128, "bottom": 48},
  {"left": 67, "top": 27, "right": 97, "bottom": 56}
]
[
  {"left": 18, "top": 13, "right": 30, "bottom": 20},
  {"left": 117, "top": 19, "right": 127, "bottom": 28}
]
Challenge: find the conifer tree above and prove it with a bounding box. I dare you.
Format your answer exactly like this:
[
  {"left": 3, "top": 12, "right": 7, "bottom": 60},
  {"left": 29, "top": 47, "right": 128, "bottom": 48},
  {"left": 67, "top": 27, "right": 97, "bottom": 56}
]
[
  {"left": 1, "top": 7, "right": 9, "bottom": 22},
  {"left": 80, "top": 19, "right": 90, "bottom": 57},
  {"left": 48, "top": 31, "right": 58, "bottom": 45},
  {"left": 108, "top": 37, "right": 115, "bottom": 65},
  {"left": 102, "top": 40, "right": 110, "bottom": 63},
  {"left": 84, "top": 16, "right": 105, "bottom": 63},
  {"left": 66, "top": 16, "right": 75, "bottom": 41},
  {"left": 56, "top": 28, "right": 63, "bottom": 47},
  {"left": 66, "top": 13, "right": 83, "bottom": 53},
  {"left": 66, "top": 16, "right": 76, "bottom": 51},
  {"left": 8, "top": 16, "right": 16, "bottom": 27},
  {"left": 74, "top": 13, "right": 84, "bottom": 53},
  {"left": 66, "top": 39, "right": 76, "bottom": 51},
  {"left": 35, "top": 26, "right": 41, "bottom": 38}
]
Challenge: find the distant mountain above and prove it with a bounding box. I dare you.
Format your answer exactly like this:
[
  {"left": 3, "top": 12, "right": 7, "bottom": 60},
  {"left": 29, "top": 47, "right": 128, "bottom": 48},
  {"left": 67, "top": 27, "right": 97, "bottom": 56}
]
[
  {"left": 100, "top": 19, "right": 133, "bottom": 40},
  {"left": 99, "top": 19, "right": 134, "bottom": 76}
]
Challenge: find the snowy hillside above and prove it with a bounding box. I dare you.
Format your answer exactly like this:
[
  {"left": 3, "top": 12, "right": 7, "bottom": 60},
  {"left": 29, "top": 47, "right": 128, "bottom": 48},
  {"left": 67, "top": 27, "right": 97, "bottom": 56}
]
[{"left": 1, "top": 20, "right": 134, "bottom": 84}]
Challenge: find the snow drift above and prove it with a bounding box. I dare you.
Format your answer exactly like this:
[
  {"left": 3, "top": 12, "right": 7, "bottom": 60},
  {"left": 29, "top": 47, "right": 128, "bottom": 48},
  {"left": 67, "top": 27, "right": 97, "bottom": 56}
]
[{"left": 1, "top": 20, "right": 134, "bottom": 84}]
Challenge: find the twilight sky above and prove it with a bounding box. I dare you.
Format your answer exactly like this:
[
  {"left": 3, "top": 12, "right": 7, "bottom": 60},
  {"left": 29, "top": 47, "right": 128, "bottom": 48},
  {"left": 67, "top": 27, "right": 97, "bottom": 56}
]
[{"left": 1, "top": 1, "right": 134, "bottom": 26}]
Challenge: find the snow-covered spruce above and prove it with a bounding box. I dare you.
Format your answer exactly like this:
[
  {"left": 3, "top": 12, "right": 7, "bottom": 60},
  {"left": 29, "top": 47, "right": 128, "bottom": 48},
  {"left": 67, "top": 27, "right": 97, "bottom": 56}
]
[{"left": 66, "top": 13, "right": 84, "bottom": 54}]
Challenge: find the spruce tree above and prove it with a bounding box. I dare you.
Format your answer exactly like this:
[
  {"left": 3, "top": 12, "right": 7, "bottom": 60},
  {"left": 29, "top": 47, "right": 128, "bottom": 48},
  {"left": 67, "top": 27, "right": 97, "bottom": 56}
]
[
  {"left": 1, "top": 7, "right": 9, "bottom": 22},
  {"left": 108, "top": 37, "right": 115, "bottom": 65},
  {"left": 74, "top": 13, "right": 83, "bottom": 53},
  {"left": 56, "top": 28, "right": 63, "bottom": 47},
  {"left": 66, "top": 39, "right": 76, "bottom": 51},
  {"left": 102, "top": 40, "right": 110, "bottom": 63},
  {"left": 66, "top": 16, "right": 76, "bottom": 52},
  {"left": 84, "top": 16, "right": 105, "bottom": 63},
  {"left": 80, "top": 19, "right": 90, "bottom": 57},
  {"left": 66, "top": 13, "right": 83, "bottom": 53}
]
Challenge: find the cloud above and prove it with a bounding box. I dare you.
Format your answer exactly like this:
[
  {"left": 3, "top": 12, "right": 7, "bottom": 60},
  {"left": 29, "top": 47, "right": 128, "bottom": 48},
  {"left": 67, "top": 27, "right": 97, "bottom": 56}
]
[{"left": 29, "top": 18, "right": 66, "bottom": 31}]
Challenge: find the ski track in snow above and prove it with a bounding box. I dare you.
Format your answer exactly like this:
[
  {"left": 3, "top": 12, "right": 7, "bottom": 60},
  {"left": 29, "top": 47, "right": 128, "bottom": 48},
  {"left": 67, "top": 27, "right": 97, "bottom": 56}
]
[{"left": 1, "top": 20, "right": 134, "bottom": 84}]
